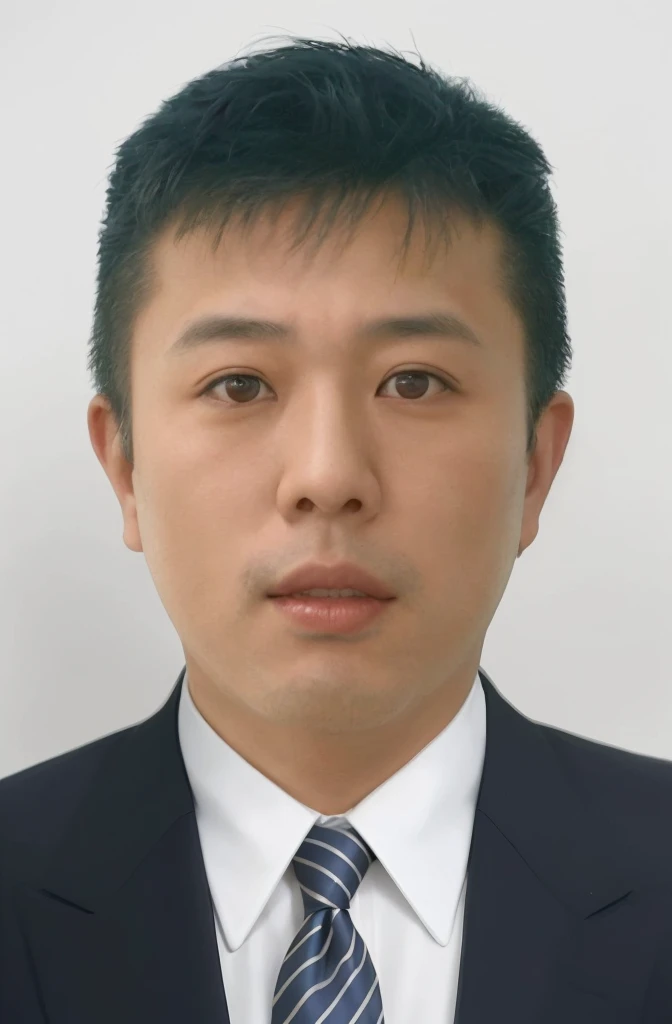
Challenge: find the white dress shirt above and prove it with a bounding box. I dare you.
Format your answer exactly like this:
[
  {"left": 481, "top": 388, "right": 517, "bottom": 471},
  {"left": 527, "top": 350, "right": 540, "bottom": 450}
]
[{"left": 178, "top": 668, "right": 487, "bottom": 1024}]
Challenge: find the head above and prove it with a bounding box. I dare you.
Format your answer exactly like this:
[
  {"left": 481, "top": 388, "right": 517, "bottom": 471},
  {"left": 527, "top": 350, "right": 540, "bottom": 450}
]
[{"left": 88, "top": 34, "right": 574, "bottom": 741}]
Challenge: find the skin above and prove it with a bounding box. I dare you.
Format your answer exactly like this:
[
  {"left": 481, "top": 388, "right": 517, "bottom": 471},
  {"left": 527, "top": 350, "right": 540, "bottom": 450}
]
[{"left": 88, "top": 194, "right": 574, "bottom": 815}]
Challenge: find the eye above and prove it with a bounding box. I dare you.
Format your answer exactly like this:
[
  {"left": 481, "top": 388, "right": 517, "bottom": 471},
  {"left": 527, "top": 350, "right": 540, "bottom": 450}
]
[
  {"left": 379, "top": 370, "right": 454, "bottom": 400},
  {"left": 202, "top": 374, "right": 272, "bottom": 404},
  {"left": 201, "top": 369, "right": 454, "bottom": 405}
]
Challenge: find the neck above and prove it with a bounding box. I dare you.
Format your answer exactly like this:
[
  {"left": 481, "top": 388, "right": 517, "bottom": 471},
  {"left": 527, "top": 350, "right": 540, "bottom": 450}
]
[{"left": 184, "top": 656, "right": 481, "bottom": 815}]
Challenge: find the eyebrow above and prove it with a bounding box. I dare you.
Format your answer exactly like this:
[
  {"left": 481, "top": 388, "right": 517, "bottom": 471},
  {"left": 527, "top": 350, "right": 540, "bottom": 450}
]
[{"left": 168, "top": 310, "right": 483, "bottom": 355}]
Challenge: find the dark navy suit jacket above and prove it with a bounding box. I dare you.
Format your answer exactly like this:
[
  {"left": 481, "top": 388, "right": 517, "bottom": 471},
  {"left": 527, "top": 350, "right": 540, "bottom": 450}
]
[{"left": 1, "top": 666, "right": 671, "bottom": 1022}]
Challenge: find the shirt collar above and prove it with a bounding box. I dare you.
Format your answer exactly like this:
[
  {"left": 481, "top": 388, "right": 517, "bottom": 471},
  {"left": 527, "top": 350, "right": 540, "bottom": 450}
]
[{"left": 178, "top": 667, "right": 486, "bottom": 949}]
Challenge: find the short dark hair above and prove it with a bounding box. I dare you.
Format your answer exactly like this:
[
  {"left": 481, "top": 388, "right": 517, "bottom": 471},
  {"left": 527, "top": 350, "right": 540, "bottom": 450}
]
[{"left": 87, "top": 32, "right": 572, "bottom": 465}]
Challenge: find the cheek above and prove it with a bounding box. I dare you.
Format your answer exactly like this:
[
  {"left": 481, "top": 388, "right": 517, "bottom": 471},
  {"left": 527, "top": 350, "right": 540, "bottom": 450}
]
[
  {"left": 133, "top": 462, "right": 212, "bottom": 596},
  {"left": 135, "top": 451, "right": 265, "bottom": 605},
  {"left": 415, "top": 444, "right": 522, "bottom": 592}
]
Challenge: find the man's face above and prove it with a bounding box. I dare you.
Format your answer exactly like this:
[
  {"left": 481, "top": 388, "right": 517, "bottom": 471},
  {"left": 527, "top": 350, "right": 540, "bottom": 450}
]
[{"left": 89, "top": 196, "right": 573, "bottom": 734}]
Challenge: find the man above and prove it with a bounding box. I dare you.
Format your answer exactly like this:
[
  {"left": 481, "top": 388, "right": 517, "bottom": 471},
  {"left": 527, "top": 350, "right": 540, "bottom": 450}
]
[{"left": 1, "top": 32, "right": 670, "bottom": 1024}]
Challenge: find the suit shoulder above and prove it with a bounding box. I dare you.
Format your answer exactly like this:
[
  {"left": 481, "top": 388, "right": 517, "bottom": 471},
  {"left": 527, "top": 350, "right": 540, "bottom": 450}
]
[
  {"left": 0, "top": 720, "right": 138, "bottom": 855},
  {"left": 539, "top": 717, "right": 672, "bottom": 783},
  {"left": 537, "top": 717, "right": 672, "bottom": 836}
]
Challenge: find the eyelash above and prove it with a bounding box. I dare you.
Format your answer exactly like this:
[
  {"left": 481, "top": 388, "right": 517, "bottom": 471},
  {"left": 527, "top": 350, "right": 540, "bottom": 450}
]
[{"left": 201, "top": 369, "right": 455, "bottom": 404}]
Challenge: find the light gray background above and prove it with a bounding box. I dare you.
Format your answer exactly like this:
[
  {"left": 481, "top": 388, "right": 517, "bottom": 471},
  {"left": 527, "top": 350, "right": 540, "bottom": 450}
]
[{"left": 1, "top": 1, "right": 670, "bottom": 779}]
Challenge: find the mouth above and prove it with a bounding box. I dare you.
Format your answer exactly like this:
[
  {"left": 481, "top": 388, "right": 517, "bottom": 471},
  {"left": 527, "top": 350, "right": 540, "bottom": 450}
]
[{"left": 268, "top": 592, "right": 395, "bottom": 634}]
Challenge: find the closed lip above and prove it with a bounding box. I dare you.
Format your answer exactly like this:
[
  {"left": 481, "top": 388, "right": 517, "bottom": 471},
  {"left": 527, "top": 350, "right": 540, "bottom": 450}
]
[{"left": 267, "top": 562, "right": 396, "bottom": 600}]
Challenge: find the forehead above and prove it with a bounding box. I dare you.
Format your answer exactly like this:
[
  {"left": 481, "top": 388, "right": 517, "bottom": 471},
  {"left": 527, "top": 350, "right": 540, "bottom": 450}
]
[{"left": 138, "top": 196, "right": 523, "bottom": 355}]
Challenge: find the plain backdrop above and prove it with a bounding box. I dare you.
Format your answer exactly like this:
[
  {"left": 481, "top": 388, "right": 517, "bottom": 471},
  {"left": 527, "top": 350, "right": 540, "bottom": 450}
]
[{"left": 1, "top": 0, "right": 670, "bottom": 779}]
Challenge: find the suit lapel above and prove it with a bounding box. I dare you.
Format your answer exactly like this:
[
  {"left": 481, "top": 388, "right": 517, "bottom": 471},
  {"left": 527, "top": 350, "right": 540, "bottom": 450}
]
[
  {"left": 20, "top": 666, "right": 635, "bottom": 1023},
  {"left": 454, "top": 667, "right": 635, "bottom": 1024},
  {"left": 19, "top": 667, "right": 230, "bottom": 1024}
]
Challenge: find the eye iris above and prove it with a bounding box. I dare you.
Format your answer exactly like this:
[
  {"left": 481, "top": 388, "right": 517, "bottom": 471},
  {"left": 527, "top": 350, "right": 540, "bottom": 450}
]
[
  {"left": 394, "top": 372, "right": 430, "bottom": 399},
  {"left": 224, "top": 375, "right": 260, "bottom": 402}
]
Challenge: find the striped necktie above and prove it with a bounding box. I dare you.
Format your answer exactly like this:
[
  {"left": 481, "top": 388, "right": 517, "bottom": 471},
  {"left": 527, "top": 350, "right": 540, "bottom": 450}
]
[{"left": 271, "top": 821, "right": 385, "bottom": 1024}]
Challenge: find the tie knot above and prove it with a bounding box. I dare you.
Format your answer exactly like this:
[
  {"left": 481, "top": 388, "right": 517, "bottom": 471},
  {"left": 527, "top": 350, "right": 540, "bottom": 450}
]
[{"left": 293, "top": 822, "right": 377, "bottom": 916}]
